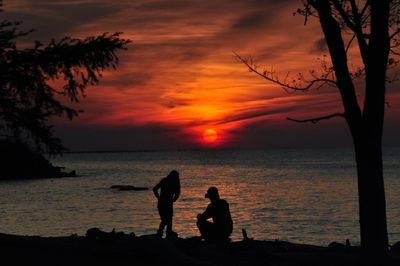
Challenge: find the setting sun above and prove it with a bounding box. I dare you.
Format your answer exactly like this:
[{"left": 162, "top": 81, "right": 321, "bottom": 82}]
[{"left": 203, "top": 129, "right": 218, "bottom": 142}]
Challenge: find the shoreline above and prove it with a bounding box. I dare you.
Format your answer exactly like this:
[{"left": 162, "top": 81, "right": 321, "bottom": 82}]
[{"left": 1, "top": 229, "right": 399, "bottom": 266}]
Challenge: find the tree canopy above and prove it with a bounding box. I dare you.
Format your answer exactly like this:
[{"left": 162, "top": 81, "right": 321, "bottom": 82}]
[{"left": 0, "top": 2, "right": 129, "bottom": 155}]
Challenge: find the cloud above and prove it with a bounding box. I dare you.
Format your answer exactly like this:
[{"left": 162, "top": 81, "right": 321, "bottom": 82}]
[
  {"left": 311, "top": 38, "right": 327, "bottom": 53},
  {"left": 226, "top": 118, "right": 353, "bottom": 149},
  {"left": 4, "top": 0, "right": 123, "bottom": 40},
  {"left": 232, "top": 12, "right": 268, "bottom": 29},
  {"left": 55, "top": 123, "right": 195, "bottom": 151}
]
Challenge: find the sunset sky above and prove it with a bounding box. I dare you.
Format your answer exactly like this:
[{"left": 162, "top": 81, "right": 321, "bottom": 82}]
[{"left": 4, "top": 0, "right": 400, "bottom": 151}]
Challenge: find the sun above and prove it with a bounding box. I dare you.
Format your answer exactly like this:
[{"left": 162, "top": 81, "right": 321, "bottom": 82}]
[{"left": 203, "top": 129, "right": 218, "bottom": 142}]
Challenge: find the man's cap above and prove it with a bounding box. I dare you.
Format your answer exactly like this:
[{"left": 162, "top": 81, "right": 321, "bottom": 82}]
[{"left": 205, "top": 186, "right": 219, "bottom": 198}]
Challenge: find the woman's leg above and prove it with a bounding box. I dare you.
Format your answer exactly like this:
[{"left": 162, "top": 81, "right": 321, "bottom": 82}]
[
  {"left": 158, "top": 202, "right": 173, "bottom": 237},
  {"left": 166, "top": 219, "right": 172, "bottom": 234},
  {"left": 158, "top": 220, "right": 166, "bottom": 236},
  {"left": 164, "top": 204, "right": 174, "bottom": 235},
  {"left": 157, "top": 202, "right": 167, "bottom": 236}
]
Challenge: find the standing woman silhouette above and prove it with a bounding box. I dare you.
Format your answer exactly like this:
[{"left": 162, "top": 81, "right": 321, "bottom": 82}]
[{"left": 153, "top": 170, "right": 181, "bottom": 238}]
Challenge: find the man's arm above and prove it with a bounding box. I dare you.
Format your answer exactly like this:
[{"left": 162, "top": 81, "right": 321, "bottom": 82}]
[{"left": 198, "top": 204, "right": 213, "bottom": 220}]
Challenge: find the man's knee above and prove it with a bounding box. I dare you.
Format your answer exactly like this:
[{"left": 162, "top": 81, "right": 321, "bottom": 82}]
[
  {"left": 197, "top": 214, "right": 206, "bottom": 223},
  {"left": 196, "top": 217, "right": 206, "bottom": 230}
]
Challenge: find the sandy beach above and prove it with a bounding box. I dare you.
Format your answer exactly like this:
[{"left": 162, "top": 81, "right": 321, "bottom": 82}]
[{"left": 1, "top": 229, "right": 399, "bottom": 266}]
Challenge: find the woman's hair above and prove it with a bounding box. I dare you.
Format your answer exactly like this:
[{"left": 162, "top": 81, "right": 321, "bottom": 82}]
[{"left": 167, "top": 170, "right": 180, "bottom": 192}]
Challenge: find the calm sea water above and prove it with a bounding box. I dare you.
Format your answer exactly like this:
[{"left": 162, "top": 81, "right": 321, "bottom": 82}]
[{"left": 0, "top": 148, "right": 399, "bottom": 246}]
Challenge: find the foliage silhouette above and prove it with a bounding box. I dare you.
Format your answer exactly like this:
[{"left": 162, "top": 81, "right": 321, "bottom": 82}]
[
  {"left": 237, "top": 0, "right": 400, "bottom": 255},
  {"left": 0, "top": 0, "right": 130, "bottom": 155}
]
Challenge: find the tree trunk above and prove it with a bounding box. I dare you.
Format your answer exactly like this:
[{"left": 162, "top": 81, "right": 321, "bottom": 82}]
[
  {"left": 353, "top": 135, "right": 388, "bottom": 254},
  {"left": 312, "top": 0, "right": 390, "bottom": 254}
]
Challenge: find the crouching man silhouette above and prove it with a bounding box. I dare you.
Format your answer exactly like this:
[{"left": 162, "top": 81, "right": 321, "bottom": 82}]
[{"left": 196, "top": 187, "right": 233, "bottom": 242}]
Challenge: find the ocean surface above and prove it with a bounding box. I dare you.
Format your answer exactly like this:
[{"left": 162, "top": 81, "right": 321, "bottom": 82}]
[{"left": 0, "top": 148, "right": 399, "bottom": 246}]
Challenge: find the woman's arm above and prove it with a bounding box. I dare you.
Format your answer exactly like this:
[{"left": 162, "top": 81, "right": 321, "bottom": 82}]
[
  {"left": 153, "top": 181, "right": 161, "bottom": 199},
  {"left": 172, "top": 185, "right": 180, "bottom": 202}
]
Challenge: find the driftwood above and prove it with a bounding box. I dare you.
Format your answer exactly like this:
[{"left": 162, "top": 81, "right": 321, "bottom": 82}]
[
  {"left": 110, "top": 185, "right": 149, "bottom": 191},
  {"left": 86, "top": 227, "right": 135, "bottom": 240}
]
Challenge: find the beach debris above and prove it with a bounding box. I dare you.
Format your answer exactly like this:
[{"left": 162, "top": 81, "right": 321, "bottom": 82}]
[
  {"left": 328, "top": 240, "right": 356, "bottom": 251},
  {"left": 328, "top": 241, "right": 345, "bottom": 248},
  {"left": 166, "top": 230, "right": 179, "bottom": 240},
  {"left": 242, "top": 228, "right": 253, "bottom": 241},
  {"left": 86, "top": 227, "right": 135, "bottom": 240},
  {"left": 110, "top": 185, "right": 149, "bottom": 191},
  {"left": 392, "top": 241, "right": 400, "bottom": 253},
  {"left": 62, "top": 170, "right": 77, "bottom": 177},
  {"left": 69, "top": 233, "right": 79, "bottom": 238}
]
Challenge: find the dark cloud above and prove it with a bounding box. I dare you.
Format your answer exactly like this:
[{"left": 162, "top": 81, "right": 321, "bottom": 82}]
[
  {"left": 131, "top": 40, "right": 213, "bottom": 63},
  {"left": 311, "top": 38, "right": 327, "bottom": 53},
  {"left": 55, "top": 114, "right": 400, "bottom": 151},
  {"left": 3, "top": 2, "right": 122, "bottom": 41},
  {"left": 228, "top": 119, "right": 353, "bottom": 149},
  {"left": 217, "top": 92, "right": 343, "bottom": 125},
  {"left": 55, "top": 123, "right": 195, "bottom": 151},
  {"left": 232, "top": 12, "right": 267, "bottom": 29},
  {"left": 136, "top": 0, "right": 192, "bottom": 11},
  {"left": 160, "top": 98, "right": 189, "bottom": 109},
  {"left": 99, "top": 71, "right": 153, "bottom": 89},
  {"left": 225, "top": 112, "right": 400, "bottom": 149},
  {"left": 55, "top": 117, "right": 352, "bottom": 151},
  {"left": 217, "top": 105, "right": 299, "bottom": 125}
]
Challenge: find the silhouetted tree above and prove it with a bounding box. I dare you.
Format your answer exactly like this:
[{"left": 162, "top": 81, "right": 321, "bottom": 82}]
[
  {"left": 0, "top": 0, "right": 129, "bottom": 155},
  {"left": 236, "top": 0, "right": 400, "bottom": 254}
]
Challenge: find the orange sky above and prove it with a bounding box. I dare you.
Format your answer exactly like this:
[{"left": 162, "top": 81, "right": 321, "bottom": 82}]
[{"left": 4, "top": 0, "right": 400, "bottom": 150}]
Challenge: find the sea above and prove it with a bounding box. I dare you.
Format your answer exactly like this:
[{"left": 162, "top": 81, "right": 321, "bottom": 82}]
[{"left": 0, "top": 148, "right": 399, "bottom": 246}]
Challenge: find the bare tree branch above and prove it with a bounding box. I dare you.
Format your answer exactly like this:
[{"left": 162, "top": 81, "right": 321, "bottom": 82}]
[
  {"left": 349, "top": 0, "right": 369, "bottom": 64},
  {"left": 327, "top": 1, "right": 370, "bottom": 65},
  {"left": 331, "top": 0, "right": 357, "bottom": 32},
  {"left": 389, "top": 28, "right": 400, "bottom": 40},
  {"left": 286, "top": 112, "right": 345, "bottom": 124},
  {"left": 345, "top": 33, "right": 357, "bottom": 52},
  {"left": 360, "top": 0, "right": 371, "bottom": 17},
  {"left": 390, "top": 48, "right": 400, "bottom": 56},
  {"left": 303, "top": 0, "right": 311, "bottom": 25},
  {"left": 234, "top": 52, "right": 337, "bottom": 91}
]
